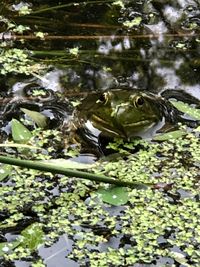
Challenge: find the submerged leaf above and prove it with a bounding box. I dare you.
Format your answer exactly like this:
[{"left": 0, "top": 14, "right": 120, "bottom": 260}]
[
  {"left": 21, "top": 108, "right": 48, "bottom": 128},
  {"left": 97, "top": 186, "right": 129, "bottom": 206},
  {"left": 153, "top": 130, "right": 186, "bottom": 141},
  {"left": 0, "top": 164, "right": 12, "bottom": 181},
  {"left": 170, "top": 100, "right": 200, "bottom": 120},
  {"left": 11, "top": 119, "right": 32, "bottom": 143}
]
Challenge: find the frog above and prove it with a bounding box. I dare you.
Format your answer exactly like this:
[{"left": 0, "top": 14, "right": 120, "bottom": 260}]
[
  {"left": 75, "top": 89, "right": 192, "bottom": 141},
  {"left": 2, "top": 87, "right": 198, "bottom": 151}
]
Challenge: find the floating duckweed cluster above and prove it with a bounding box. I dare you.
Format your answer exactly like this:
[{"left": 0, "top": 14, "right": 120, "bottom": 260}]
[
  {"left": 97, "top": 132, "right": 200, "bottom": 193},
  {"left": 0, "top": 126, "right": 199, "bottom": 266},
  {"left": 0, "top": 12, "right": 45, "bottom": 75},
  {"left": 0, "top": 48, "right": 45, "bottom": 75}
]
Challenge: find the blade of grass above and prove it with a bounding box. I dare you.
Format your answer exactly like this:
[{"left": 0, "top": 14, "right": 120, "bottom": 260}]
[{"left": 0, "top": 155, "right": 150, "bottom": 188}]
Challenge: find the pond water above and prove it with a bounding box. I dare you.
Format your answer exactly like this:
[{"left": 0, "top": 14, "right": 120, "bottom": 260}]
[{"left": 0, "top": 1, "right": 200, "bottom": 267}]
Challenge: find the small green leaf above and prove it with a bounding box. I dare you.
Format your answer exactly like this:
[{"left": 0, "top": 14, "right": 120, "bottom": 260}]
[
  {"left": 170, "top": 100, "right": 200, "bottom": 120},
  {"left": 11, "top": 119, "right": 32, "bottom": 143},
  {"left": 20, "top": 223, "right": 45, "bottom": 250},
  {"left": 0, "top": 164, "right": 12, "bottom": 181},
  {"left": 153, "top": 130, "right": 186, "bottom": 141},
  {"left": 21, "top": 108, "right": 48, "bottom": 128},
  {"left": 97, "top": 186, "right": 129, "bottom": 206}
]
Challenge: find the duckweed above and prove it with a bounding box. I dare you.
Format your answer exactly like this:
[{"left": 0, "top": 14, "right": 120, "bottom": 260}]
[{"left": 0, "top": 126, "right": 199, "bottom": 266}]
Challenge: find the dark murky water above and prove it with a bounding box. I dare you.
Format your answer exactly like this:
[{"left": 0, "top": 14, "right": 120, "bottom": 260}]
[
  {"left": 1, "top": 1, "right": 200, "bottom": 96},
  {"left": 0, "top": 1, "right": 200, "bottom": 266}
]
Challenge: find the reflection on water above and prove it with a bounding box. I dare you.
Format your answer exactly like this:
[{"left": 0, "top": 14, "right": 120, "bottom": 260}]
[{"left": 0, "top": 0, "right": 200, "bottom": 94}]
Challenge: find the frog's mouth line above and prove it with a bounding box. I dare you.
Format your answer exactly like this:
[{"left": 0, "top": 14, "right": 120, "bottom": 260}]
[
  {"left": 91, "top": 114, "right": 157, "bottom": 137},
  {"left": 92, "top": 114, "right": 156, "bottom": 127},
  {"left": 91, "top": 114, "right": 124, "bottom": 137},
  {"left": 123, "top": 120, "right": 155, "bottom": 128}
]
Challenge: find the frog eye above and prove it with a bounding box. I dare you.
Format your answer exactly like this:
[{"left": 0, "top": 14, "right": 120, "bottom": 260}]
[
  {"left": 134, "top": 96, "right": 145, "bottom": 108},
  {"left": 97, "top": 92, "right": 109, "bottom": 104}
]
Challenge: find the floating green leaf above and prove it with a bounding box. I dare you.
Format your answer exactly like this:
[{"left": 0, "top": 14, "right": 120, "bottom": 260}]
[
  {"left": 170, "top": 100, "right": 200, "bottom": 120},
  {"left": 153, "top": 130, "right": 186, "bottom": 141},
  {"left": 0, "top": 240, "right": 21, "bottom": 256},
  {"left": 11, "top": 119, "right": 32, "bottom": 143},
  {"left": 97, "top": 186, "right": 129, "bottom": 206},
  {"left": 20, "top": 223, "right": 45, "bottom": 250},
  {"left": 21, "top": 108, "right": 48, "bottom": 128},
  {"left": 0, "top": 164, "right": 12, "bottom": 181},
  {"left": 0, "top": 223, "right": 44, "bottom": 257}
]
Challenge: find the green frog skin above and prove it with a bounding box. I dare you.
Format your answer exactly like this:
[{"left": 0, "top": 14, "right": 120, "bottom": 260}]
[{"left": 76, "top": 89, "right": 182, "bottom": 139}]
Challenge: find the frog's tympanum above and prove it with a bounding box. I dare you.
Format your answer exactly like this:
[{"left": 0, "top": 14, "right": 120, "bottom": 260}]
[{"left": 76, "top": 89, "right": 183, "bottom": 140}]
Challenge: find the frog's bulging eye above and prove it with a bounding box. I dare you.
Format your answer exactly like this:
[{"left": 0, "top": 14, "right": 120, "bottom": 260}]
[
  {"left": 134, "top": 96, "right": 145, "bottom": 108},
  {"left": 97, "top": 92, "right": 109, "bottom": 104}
]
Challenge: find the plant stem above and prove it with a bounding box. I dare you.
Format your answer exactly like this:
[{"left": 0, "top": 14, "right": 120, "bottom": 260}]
[
  {"left": 0, "top": 156, "right": 148, "bottom": 188},
  {"left": 30, "top": 1, "right": 115, "bottom": 15},
  {"left": 13, "top": 33, "right": 199, "bottom": 41}
]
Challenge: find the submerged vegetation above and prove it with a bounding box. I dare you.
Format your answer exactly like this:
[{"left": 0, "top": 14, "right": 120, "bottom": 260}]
[{"left": 0, "top": 0, "right": 200, "bottom": 266}]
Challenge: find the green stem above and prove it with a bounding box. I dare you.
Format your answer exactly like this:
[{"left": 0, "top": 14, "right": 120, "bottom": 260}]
[
  {"left": 32, "top": 50, "right": 193, "bottom": 65},
  {"left": 0, "top": 156, "right": 147, "bottom": 188},
  {"left": 30, "top": 1, "right": 115, "bottom": 15}
]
